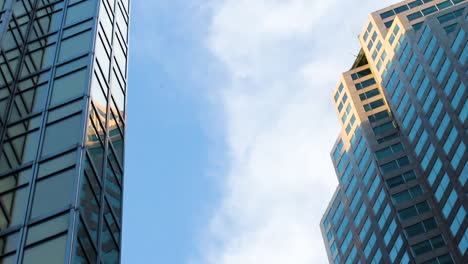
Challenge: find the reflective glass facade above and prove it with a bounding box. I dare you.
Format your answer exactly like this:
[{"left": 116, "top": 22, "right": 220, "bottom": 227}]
[
  {"left": 321, "top": 1, "right": 467, "bottom": 263},
  {"left": 0, "top": 0, "right": 128, "bottom": 263}
]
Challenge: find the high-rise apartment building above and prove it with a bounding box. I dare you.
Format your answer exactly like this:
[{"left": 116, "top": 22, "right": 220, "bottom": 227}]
[
  {"left": 321, "top": 0, "right": 467, "bottom": 263},
  {"left": 0, "top": 0, "right": 129, "bottom": 263}
]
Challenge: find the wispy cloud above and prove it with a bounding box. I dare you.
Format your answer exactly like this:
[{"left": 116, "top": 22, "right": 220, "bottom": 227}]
[{"left": 191, "top": 0, "right": 398, "bottom": 263}]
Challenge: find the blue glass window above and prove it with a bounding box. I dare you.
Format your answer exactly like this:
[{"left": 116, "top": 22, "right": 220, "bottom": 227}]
[
  {"left": 379, "top": 204, "right": 391, "bottom": 229},
  {"left": 415, "top": 130, "right": 428, "bottom": 156},
  {"left": 391, "top": 81, "right": 404, "bottom": 104},
  {"left": 451, "top": 83, "right": 466, "bottom": 109},
  {"left": 354, "top": 137, "right": 366, "bottom": 159},
  {"left": 346, "top": 124, "right": 352, "bottom": 134},
  {"left": 409, "top": 117, "right": 421, "bottom": 142},
  {"left": 363, "top": 162, "right": 376, "bottom": 184},
  {"left": 411, "top": 235, "right": 445, "bottom": 256},
  {"left": 405, "top": 218, "right": 438, "bottom": 238},
  {"left": 407, "top": 11, "right": 422, "bottom": 21},
  {"left": 368, "top": 110, "right": 390, "bottom": 123},
  {"left": 373, "top": 189, "right": 385, "bottom": 214},
  {"left": 435, "top": 173, "right": 449, "bottom": 202},
  {"left": 436, "top": 114, "right": 450, "bottom": 139},
  {"left": 345, "top": 175, "right": 357, "bottom": 197},
  {"left": 422, "top": 5, "right": 438, "bottom": 15},
  {"left": 350, "top": 190, "right": 362, "bottom": 212},
  {"left": 430, "top": 48, "right": 444, "bottom": 72},
  {"left": 416, "top": 76, "right": 430, "bottom": 101},
  {"left": 418, "top": 26, "right": 431, "bottom": 48},
  {"left": 341, "top": 164, "right": 353, "bottom": 184},
  {"left": 351, "top": 68, "right": 372, "bottom": 80},
  {"left": 337, "top": 152, "right": 349, "bottom": 173},
  {"left": 373, "top": 121, "right": 396, "bottom": 134},
  {"left": 452, "top": 28, "right": 465, "bottom": 53},
  {"left": 380, "top": 10, "right": 395, "bottom": 19},
  {"left": 445, "top": 71, "right": 458, "bottom": 96},
  {"left": 442, "top": 189, "right": 458, "bottom": 218},
  {"left": 450, "top": 206, "right": 466, "bottom": 236},
  {"left": 390, "top": 235, "right": 403, "bottom": 262},
  {"left": 336, "top": 216, "right": 349, "bottom": 240},
  {"left": 327, "top": 230, "right": 333, "bottom": 242},
  {"left": 402, "top": 106, "right": 415, "bottom": 129},
  {"left": 330, "top": 241, "right": 337, "bottom": 254},
  {"left": 395, "top": 5, "right": 409, "bottom": 14},
  {"left": 424, "top": 37, "right": 437, "bottom": 59},
  {"left": 356, "top": 78, "right": 376, "bottom": 90},
  {"left": 380, "top": 156, "right": 410, "bottom": 174},
  {"left": 401, "top": 252, "right": 410, "bottom": 264},
  {"left": 443, "top": 127, "right": 458, "bottom": 154},
  {"left": 341, "top": 231, "right": 352, "bottom": 254},
  {"left": 460, "top": 163, "right": 468, "bottom": 186},
  {"left": 364, "top": 99, "right": 385, "bottom": 111},
  {"left": 386, "top": 71, "right": 398, "bottom": 93},
  {"left": 345, "top": 246, "right": 357, "bottom": 264},
  {"left": 404, "top": 55, "right": 416, "bottom": 76},
  {"left": 392, "top": 185, "right": 423, "bottom": 205},
  {"left": 423, "top": 89, "right": 436, "bottom": 113},
  {"left": 458, "top": 228, "right": 467, "bottom": 254},
  {"left": 398, "top": 201, "right": 430, "bottom": 221},
  {"left": 359, "top": 88, "right": 380, "bottom": 101},
  {"left": 333, "top": 140, "right": 344, "bottom": 161},
  {"left": 427, "top": 158, "right": 442, "bottom": 186},
  {"left": 323, "top": 211, "right": 331, "bottom": 229},
  {"left": 351, "top": 126, "right": 361, "bottom": 145},
  {"left": 397, "top": 94, "right": 409, "bottom": 115},
  {"left": 451, "top": 142, "right": 466, "bottom": 169},
  {"left": 459, "top": 100, "right": 468, "bottom": 123},
  {"left": 399, "top": 44, "right": 411, "bottom": 64},
  {"left": 333, "top": 203, "right": 344, "bottom": 224},
  {"left": 386, "top": 171, "right": 416, "bottom": 189},
  {"left": 371, "top": 249, "right": 382, "bottom": 264},
  {"left": 359, "top": 218, "right": 371, "bottom": 242},
  {"left": 429, "top": 101, "right": 443, "bottom": 126},
  {"left": 355, "top": 203, "right": 367, "bottom": 227},
  {"left": 437, "top": 0, "right": 454, "bottom": 9},
  {"left": 384, "top": 219, "right": 397, "bottom": 246},
  {"left": 364, "top": 233, "right": 376, "bottom": 258},
  {"left": 359, "top": 149, "right": 370, "bottom": 172},
  {"left": 421, "top": 144, "right": 435, "bottom": 170},
  {"left": 410, "top": 65, "right": 423, "bottom": 87},
  {"left": 459, "top": 39, "right": 468, "bottom": 64},
  {"left": 436, "top": 59, "right": 451, "bottom": 82},
  {"left": 368, "top": 176, "right": 381, "bottom": 199},
  {"left": 375, "top": 143, "right": 404, "bottom": 160}
]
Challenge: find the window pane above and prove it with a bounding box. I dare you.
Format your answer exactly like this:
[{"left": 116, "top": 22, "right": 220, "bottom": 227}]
[
  {"left": 48, "top": 99, "right": 84, "bottom": 123},
  {"left": 26, "top": 213, "right": 69, "bottom": 245},
  {"left": 22, "top": 234, "right": 67, "bottom": 264},
  {"left": 65, "top": 0, "right": 97, "bottom": 25},
  {"left": 38, "top": 151, "right": 76, "bottom": 179},
  {"left": 42, "top": 114, "right": 82, "bottom": 156},
  {"left": 0, "top": 130, "right": 40, "bottom": 172},
  {"left": 0, "top": 231, "right": 20, "bottom": 255},
  {"left": 50, "top": 68, "right": 88, "bottom": 105},
  {"left": 58, "top": 30, "right": 92, "bottom": 62},
  {"left": 30, "top": 169, "right": 75, "bottom": 218},
  {"left": 0, "top": 186, "right": 28, "bottom": 229},
  {"left": 0, "top": 253, "right": 16, "bottom": 264}
]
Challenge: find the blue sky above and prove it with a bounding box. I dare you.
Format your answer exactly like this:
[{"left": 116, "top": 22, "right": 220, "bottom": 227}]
[{"left": 122, "top": 0, "right": 396, "bottom": 263}]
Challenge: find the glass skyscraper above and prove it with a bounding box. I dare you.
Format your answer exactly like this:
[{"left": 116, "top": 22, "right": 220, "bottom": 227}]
[
  {"left": 0, "top": 0, "right": 128, "bottom": 263},
  {"left": 321, "top": 0, "right": 467, "bottom": 263}
]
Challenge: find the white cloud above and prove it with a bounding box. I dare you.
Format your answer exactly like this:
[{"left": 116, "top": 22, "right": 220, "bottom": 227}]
[{"left": 196, "top": 0, "right": 398, "bottom": 263}]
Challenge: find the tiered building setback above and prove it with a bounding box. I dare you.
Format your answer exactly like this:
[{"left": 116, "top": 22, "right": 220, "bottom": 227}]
[{"left": 321, "top": 0, "right": 467, "bottom": 263}]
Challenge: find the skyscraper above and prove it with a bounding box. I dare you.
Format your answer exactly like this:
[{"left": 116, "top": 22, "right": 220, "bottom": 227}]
[
  {"left": 320, "top": 0, "right": 467, "bottom": 263},
  {"left": 0, "top": 0, "right": 129, "bottom": 263}
]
